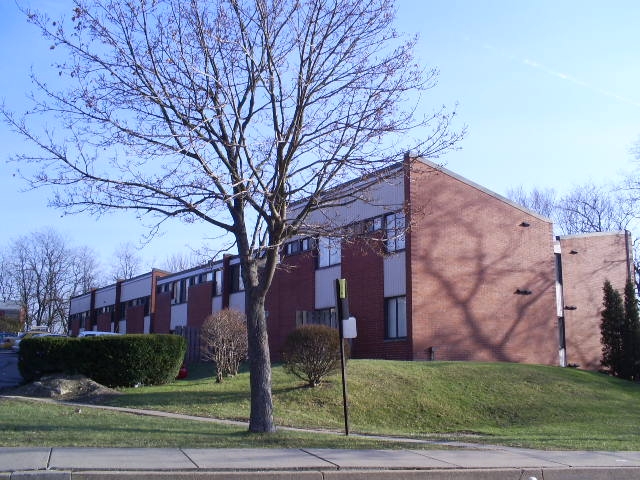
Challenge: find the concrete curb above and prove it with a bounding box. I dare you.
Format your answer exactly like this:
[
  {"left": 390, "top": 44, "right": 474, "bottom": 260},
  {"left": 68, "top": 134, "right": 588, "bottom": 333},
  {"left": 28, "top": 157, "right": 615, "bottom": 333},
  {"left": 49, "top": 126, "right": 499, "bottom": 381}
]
[
  {"left": 2, "top": 448, "right": 640, "bottom": 480},
  {"left": 4, "top": 468, "right": 640, "bottom": 479}
]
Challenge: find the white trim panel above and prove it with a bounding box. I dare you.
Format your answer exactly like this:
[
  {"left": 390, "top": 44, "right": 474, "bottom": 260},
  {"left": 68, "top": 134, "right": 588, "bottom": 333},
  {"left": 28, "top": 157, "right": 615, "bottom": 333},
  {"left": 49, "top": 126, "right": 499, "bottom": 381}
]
[
  {"left": 70, "top": 294, "right": 92, "bottom": 315},
  {"left": 95, "top": 286, "right": 116, "bottom": 308},
  {"left": 229, "top": 292, "right": 246, "bottom": 312},
  {"left": 212, "top": 296, "right": 223, "bottom": 313},
  {"left": 121, "top": 274, "right": 152, "bottom": 302},
  {"left": 384, "top": 252, "right": 406, "bottom": 297},
  {"left": 170, "top": 303, "right": 188, "bottom": 329},
  {"left": 315, "top": 265, "right": 342, "bottom": 309},
  {"left": 291, "top": 170, "right": 404, "bottom": 229}
]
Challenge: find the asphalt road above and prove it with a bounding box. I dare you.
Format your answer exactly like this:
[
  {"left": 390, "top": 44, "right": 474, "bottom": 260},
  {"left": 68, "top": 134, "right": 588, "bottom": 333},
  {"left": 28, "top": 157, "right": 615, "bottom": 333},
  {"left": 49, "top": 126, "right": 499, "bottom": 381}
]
[{"left": 0, "top": 349, "right": 22, "bottom": 389}]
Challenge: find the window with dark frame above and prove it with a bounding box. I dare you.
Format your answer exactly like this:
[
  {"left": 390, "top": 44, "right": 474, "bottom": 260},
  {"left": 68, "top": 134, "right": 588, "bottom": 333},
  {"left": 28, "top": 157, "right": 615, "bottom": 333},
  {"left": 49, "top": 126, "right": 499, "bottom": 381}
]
[
  {"left": 285, "top": 237, "right": 314, "bottom": 256},
  {"left": 365, "top": 216, "right": 384, "bottom": 233},
  {"left": 171, "top": 280, "right": 180, "bottom": 303},
  {"left": 385, "top": 211, "right": 406, "bottom": 253},
  {"left": 287, "top": 240, "right": 301, "bottom": 255},
  {"left": 317, "top": 236, "right": 341, "bottom": 268},
  {"left": 142, "top": 296, "right": 150, "bottom": 315},
  {"left": 213, "top": 269, "right": 223, "bottom": 296},
  {"left": 230, "top": 264, "right": 244, "bottom": 292},
  {"left": 385, "top": 296, "right": 407, "bottom": 339},
  {"left": 180, "top": 278, "right": 188, "bottom": 303}
]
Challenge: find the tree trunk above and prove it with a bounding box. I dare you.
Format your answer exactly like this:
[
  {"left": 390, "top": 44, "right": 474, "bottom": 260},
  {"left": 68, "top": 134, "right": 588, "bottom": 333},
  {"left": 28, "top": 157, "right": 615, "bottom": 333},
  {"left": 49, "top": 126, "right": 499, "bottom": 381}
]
[{"left": 245, "top": 287, "right": 276, "bottom": 433}]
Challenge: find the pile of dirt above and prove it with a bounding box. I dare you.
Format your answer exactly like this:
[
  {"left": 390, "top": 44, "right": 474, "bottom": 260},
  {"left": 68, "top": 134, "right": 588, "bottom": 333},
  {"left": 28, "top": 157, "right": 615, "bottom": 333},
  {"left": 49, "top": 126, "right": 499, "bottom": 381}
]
[{"left": 6, "top": 374, "right": 121, "bottom": 404}]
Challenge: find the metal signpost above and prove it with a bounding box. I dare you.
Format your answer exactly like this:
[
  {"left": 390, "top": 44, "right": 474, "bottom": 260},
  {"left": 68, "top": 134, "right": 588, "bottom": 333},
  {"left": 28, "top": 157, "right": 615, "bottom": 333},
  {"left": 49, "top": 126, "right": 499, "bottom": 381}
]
[{"left": 335, "top": 278, "right": 356, "bottom": 436}]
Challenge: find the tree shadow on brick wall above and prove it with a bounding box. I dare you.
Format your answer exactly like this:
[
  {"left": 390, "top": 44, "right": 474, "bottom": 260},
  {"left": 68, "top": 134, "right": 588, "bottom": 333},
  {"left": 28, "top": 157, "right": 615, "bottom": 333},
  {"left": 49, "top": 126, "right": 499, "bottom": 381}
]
[{"left": 409, "top": 173, "right": 558, "bottom": 364}]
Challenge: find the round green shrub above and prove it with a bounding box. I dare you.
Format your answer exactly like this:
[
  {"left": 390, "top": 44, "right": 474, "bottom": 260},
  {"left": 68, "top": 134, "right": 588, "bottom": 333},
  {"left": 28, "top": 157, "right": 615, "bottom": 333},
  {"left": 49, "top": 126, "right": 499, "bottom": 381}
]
[{"left": 281, "top": 324, "right": 349, "bottom": 387}]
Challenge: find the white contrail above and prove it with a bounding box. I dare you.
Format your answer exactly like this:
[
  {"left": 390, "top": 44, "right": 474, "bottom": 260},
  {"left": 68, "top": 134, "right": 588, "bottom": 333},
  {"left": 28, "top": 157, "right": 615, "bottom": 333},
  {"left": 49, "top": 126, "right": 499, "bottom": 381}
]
[
  {"left": 481, "top": 41, "right": 640, "bottom": 108},
  {"left": 522, "top": 57, "right": 640, "bottom": 108}
]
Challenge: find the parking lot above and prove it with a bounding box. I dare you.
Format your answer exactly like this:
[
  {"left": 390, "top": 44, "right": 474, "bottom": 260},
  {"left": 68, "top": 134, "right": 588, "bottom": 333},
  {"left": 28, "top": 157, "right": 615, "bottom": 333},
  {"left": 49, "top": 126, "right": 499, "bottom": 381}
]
[{"left": 0, "top": 349, "right": 22, "bottom": 389}]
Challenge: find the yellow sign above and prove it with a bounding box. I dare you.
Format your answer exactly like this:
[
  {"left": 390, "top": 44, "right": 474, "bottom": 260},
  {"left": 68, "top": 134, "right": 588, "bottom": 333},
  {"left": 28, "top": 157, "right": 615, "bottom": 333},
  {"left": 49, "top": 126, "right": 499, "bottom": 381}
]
[{"left": 338, "top": 278, "right": 347, "bottom": 299}]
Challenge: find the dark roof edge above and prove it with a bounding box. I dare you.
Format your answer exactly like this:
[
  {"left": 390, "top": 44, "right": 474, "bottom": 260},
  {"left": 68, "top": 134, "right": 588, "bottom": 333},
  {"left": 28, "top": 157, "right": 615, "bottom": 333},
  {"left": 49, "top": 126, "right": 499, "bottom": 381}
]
[
  {"left": 413, "top": 156, "right": 553, "bottom": 223},
  {"left": 556, "top": 230, "right": 629, "bottom": 240}
]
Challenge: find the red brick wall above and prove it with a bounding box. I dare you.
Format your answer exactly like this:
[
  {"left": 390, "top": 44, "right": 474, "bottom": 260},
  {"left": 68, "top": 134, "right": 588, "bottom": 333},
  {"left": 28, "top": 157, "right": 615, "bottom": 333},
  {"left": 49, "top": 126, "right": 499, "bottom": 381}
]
[
  {"left": 70, "top": 318, "right": 81, "bottom": 336},
  {"left": 341, "top": 238, "right": 411, "bottom": 359},
  {"left": 187, "top": 282, "right": 214, "bottom": 328},
  {"left": 266, "top": 251, "right": 316, "bottom": 360},
  {"left": 408, "top": 161, "right": 558, "bottom": 364},
  {"left": 559, "top": 232, "right": 631, "bottom": 370},
  {"left": 126, "top": 305, "right": 145, "bottom": 333},
  {"left": 154, "top": 292, "right": 172, "bottom": 333},
  {"left": 96, "top": 313, "right": 112, "bottom": 332}
]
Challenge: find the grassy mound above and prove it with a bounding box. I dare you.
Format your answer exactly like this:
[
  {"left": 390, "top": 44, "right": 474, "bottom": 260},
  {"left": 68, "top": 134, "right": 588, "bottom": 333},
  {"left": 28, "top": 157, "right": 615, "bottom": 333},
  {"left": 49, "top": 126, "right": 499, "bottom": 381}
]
[{"left": 105, "top": 360, "right": 640, "bottom": 450}]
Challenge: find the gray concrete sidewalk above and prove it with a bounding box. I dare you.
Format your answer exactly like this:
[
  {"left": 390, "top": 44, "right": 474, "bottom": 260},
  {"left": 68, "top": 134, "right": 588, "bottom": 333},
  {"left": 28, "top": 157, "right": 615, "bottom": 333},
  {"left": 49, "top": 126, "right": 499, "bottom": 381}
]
[
  {"left": 2, "top": 447, "right": 640, "bottom": 479},
  {"left": 0, "top": 351, "right": 21, "bottom": 391}
]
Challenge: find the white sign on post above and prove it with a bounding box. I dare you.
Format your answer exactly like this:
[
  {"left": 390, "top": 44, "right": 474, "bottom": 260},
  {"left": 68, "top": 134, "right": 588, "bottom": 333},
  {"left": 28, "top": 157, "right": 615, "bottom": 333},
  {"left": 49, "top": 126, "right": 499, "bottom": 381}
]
[{"left": 342, "top": 316, "right": 357, "bottom": 339}]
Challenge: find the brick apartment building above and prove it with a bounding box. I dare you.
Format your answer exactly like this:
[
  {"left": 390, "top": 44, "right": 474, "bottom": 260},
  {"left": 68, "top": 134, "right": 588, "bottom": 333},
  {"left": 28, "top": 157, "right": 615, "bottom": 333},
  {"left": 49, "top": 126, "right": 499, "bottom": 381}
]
[{"left": 69, "top": 157, "right": 633, "bottom": 370}]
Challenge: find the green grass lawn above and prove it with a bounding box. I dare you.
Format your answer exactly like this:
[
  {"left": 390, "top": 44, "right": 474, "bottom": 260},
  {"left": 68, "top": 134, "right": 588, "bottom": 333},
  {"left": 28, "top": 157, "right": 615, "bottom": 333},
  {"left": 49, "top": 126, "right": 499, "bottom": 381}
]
[
  {"left": 0, "top": 397, "right": 414, "bottom": 449},
  {"left": 3, "top": 360, "right": 640, "bottom": 449}
]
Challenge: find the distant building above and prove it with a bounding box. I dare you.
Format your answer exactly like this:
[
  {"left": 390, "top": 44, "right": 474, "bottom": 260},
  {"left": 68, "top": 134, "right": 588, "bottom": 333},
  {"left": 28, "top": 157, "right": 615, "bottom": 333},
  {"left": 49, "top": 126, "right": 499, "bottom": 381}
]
[
  {"left": 0, "top": 301, "right": 25, "bottom": 332},
  {"left": 69, "top": 157, "right": 632, "bottom": 369}
]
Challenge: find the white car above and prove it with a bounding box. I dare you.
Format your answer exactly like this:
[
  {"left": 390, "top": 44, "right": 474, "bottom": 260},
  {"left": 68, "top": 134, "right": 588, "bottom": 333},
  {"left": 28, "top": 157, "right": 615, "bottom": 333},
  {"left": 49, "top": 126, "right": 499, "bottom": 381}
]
[
  {"left": 11, "top": 332, "right": 63, "bottom": 352},
  {"left": 77, "top": 331, "right": 120, "bottom": 337}
]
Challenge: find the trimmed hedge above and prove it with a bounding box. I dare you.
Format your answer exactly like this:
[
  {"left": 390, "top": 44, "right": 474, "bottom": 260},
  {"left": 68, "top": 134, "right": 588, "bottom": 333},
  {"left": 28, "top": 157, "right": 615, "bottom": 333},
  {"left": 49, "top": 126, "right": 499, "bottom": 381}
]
[
  {"left": 282, "top": 324, "right": 349, "bottom": 387},
  {"left": 19, "top": 334, "right": 186, "bottom": 387}
]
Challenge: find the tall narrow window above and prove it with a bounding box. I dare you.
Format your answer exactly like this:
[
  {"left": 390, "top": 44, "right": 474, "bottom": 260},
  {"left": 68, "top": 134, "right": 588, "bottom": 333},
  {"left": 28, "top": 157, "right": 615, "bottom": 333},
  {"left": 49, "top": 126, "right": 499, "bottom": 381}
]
[
  {"left": 385, "top": 296, "right": 407, "bottom": 339},
  {"left": 213, "top": 269, "right": 223, "bottom": 296},
  {"left": 180, "top": 278, "right": 188, "bottom": 303},
  {"left": 171, "top": 280, "right": 181, "bottom": 303},
  {"left": 301, "top": 237, "right": 313, "bottom": 251},
  {"left": 317, "top": 237, "right": 341, "bottom": 268},
  {"left": 230, "top": 264, "right": 244, "bottom": 292},
  {"left": 143, "top": 296, "right": 150, "bottom": 316},
  {"left": 385, "top": 211, "right": 406, "bottom": 252}
]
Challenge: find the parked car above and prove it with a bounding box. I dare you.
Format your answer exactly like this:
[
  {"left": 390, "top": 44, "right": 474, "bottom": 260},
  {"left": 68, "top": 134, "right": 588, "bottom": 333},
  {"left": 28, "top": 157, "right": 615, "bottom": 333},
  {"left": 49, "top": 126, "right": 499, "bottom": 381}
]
[
  {"left": 77, "top": 331, "right": 120, "bottom": 337},
  {"left": 0, "top": 332, "right": 16, "bottom": 343},
  {"left": 1, "top": 334, "right": 18, "bottom": 350},
  {"left": 11, "top": 332, "right": 62, "bottom": 352}
]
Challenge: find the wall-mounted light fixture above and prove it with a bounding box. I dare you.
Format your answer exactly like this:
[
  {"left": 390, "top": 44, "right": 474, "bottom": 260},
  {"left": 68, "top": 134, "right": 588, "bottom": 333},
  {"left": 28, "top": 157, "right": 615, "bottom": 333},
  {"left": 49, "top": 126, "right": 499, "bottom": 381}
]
[
  {"left": 519, "top": 222, "right": 530, "bottom": 227},
  {"left": 564, "top": 305, "right": 577, "bottom": 310},
  {"left": 515, "top": 289, "right": 532, "bottom": 295}
]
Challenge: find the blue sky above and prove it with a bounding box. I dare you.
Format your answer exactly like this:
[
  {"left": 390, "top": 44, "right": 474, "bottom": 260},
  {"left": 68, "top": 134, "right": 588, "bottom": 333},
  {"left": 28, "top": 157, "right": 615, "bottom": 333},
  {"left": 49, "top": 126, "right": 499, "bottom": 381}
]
[{"left": 2, "top": 1, "right": 640, "bottom": 272}]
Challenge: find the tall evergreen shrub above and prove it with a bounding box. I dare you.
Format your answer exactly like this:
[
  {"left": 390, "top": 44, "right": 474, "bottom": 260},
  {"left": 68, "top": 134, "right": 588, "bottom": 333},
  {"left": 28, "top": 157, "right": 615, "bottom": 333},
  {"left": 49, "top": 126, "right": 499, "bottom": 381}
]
[
  {"left": 601, "top": 280, "right": 625, "bottom": 377},
  {"left": 622, "top": 279, "right": 640, "bottom": 380}
]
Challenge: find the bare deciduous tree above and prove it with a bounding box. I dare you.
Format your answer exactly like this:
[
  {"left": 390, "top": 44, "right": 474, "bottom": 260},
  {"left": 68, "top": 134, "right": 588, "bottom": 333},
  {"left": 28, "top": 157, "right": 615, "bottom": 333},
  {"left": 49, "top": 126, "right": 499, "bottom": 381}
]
[
  {"left": 72, "top": 245, "right": 102, "bottom": 293},
  {"left": 162, "top": 252, "right": 201, "bottom": 273},
  {"left": 3, "top": 229, "right": 101, "bottom": 333},
  {"left": 3, "top": 0, "right": 463, "bottom": 431},
  {"left": 509, "top": 181, "right": 640, "bottom": 295},
  {"left": 110, "top": 242, "right": 142, "bottom": 281},
  {"left": 506, "top": 186, "right": 557, "bottom": 219},
  {"left": 0, "top": 253, "right": 16, "bottom": 303},
  {"left": 556, "top": 183, "right": 634, "bottom": 235},
  {"left": 508, "top": 183, "right": 635, "bottom": 235},
  {"left": 201, "top": 309, "right": 248, "bottom": 383}
]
